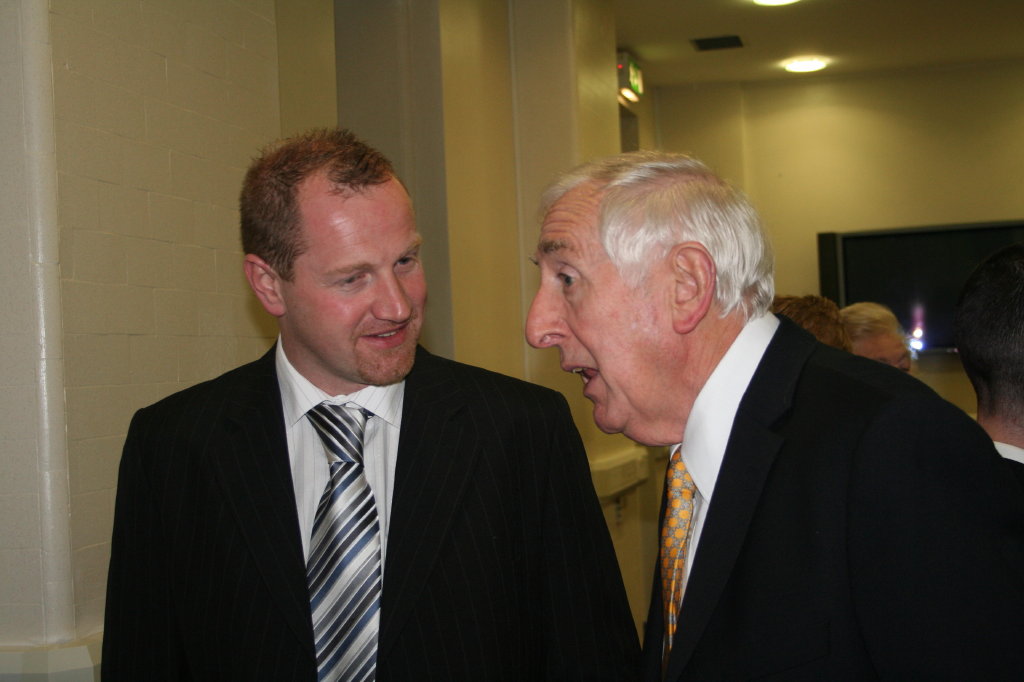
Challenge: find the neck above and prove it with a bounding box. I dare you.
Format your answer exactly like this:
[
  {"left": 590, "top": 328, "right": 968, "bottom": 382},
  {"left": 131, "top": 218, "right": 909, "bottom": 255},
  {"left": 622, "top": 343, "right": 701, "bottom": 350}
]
[
  {"left": 977, "top": 412, "right": 1024, "bottom": 449},
  {"left": 667, "top": 309, "right": 749, "bottom": 439}
]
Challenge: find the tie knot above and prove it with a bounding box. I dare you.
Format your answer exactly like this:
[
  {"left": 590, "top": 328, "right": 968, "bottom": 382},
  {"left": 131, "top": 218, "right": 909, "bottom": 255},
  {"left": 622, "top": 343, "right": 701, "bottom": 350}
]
[{"left": 307, "top": 402, "right": 370, "bottom": 464}]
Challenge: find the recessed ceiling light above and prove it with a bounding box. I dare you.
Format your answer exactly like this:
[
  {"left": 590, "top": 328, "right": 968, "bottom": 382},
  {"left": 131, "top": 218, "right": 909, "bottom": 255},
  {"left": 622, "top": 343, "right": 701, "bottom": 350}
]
[
  {"left": 782, "top": 56, "right": 829, "bottom": 73},
  {"left": 753, "top": 0, "right": 802, "bottom": 6}
]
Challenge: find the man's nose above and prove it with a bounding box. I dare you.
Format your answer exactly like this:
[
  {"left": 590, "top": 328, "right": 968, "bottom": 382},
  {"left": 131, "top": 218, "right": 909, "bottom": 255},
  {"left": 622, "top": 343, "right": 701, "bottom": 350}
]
[
  {"left": 374, "top": 273, "right": 413, "bottom": 322},
  {"left": 525, "top": 286, "right": 561, "bottom": 348}
]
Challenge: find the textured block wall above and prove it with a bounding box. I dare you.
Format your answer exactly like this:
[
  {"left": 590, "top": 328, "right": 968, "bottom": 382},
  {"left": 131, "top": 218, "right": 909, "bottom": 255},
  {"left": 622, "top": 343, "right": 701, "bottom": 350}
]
[{"left": 47, "top": 0, "right": 280, "bottom": 640}]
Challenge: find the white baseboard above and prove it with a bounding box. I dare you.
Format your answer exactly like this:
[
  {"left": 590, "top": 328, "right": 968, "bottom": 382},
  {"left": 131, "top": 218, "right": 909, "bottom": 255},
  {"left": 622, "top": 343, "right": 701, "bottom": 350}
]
[{"left": 0, "top": 637, "right": 100, "bottom": 682}]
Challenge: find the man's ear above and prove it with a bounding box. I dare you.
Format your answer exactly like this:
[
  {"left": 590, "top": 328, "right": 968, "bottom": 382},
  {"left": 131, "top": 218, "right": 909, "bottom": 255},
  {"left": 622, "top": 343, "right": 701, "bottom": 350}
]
[
  {"left": 243, "top": 254, "right": 287, "bottom": 317},
  {"left": 669, "top": 242, "right": 716, "bottom": 335}
]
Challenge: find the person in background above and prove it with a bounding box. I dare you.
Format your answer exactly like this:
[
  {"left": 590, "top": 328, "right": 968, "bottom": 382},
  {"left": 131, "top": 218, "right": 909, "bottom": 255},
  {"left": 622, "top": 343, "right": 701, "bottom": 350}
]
[
  {"left": 771, "top": 294, "right": 850, "bottom": 350},
  {"left": 525, "top": 150, "right": 1024, "bottom": 681},
  {"left": 102, "top": 128, "right": 639, "bottom": 681},
  {"left": 839, "top": 301, "right": 911, "bottom": 371},
  {"left": 955, "top": 242, "right": 1024, "bottom": 478}
]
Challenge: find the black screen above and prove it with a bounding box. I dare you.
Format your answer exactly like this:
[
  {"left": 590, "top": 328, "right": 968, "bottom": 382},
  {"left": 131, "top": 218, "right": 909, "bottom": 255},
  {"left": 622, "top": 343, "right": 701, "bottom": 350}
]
[{"left": 822, "top": 223, "right": 1024, "bottom": 351}]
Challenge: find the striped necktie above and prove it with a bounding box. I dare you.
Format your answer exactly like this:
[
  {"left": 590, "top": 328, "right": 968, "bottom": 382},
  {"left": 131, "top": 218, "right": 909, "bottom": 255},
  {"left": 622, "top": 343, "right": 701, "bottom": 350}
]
[
  {"left": 660, "top": 448, "right": 697, "bottom": 668},
  {"left": 306, "top": 402, "right": 381, "bottom": 682}
]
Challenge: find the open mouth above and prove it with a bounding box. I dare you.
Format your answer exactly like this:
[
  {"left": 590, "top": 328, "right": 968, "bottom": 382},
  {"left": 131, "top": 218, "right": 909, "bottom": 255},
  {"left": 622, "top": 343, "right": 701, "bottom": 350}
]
[
  {"left": 364, "top": 324, "right": 408, "bottom": 346},
  {"left": 570, "top": 367, "right": 596, "bottom": 384}
]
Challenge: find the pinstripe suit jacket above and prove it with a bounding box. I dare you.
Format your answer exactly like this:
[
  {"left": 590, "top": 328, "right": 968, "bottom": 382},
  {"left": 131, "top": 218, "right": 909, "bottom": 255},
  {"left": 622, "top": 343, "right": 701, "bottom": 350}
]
[{"left": 102, "top": 346, "right": 639, "bottom": 680}]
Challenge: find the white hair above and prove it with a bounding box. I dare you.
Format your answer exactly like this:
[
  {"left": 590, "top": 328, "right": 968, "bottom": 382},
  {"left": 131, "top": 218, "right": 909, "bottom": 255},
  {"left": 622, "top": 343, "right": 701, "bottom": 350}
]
[{"left": 540, "top": 151, "right": 775, "bottom": 319}]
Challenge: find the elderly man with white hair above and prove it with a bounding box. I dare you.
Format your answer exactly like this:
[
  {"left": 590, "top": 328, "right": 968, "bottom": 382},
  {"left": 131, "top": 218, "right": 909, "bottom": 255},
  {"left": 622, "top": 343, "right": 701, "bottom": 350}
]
[{"left": 527, "top": 151, "right": 1024, "bottom": 681}]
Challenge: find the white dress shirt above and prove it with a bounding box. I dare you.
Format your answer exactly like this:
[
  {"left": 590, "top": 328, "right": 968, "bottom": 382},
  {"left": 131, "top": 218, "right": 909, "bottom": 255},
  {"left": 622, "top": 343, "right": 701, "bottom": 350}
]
[
  {"left": 675, "top": 313, "right": 779, "bottom": 588},
  {"left": 994, "top": 440, "right": 1024, "bottom": 466},
  {"left": 275, "top": 340, "right": 404, "bottom": 564}
]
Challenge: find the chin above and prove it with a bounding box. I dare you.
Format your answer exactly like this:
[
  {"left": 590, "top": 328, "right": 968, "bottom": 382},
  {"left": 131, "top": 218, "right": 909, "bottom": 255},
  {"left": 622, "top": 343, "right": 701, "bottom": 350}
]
[
  {"left": 592, "top": 408, "right": 625, "bottom": 436},
  {"left": 361, "top": 348, "right": 416, "bottom": 386}
]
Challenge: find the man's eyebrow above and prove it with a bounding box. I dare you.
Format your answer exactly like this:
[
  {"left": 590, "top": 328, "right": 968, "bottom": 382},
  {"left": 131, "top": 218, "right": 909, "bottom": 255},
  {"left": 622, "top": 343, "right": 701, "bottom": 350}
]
[
  {"left": 324, "top": 262, "right": 371, "bottom": 280},
  {"left": 537, "top": 238, "right": 570, "bottom": 255},
  {"left": 323, "top": 238, "right": 423, "bottom": 279}
]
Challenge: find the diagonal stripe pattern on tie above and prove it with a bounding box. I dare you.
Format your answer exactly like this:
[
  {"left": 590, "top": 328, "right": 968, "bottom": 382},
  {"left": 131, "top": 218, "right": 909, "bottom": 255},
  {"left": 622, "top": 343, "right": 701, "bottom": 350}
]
[
  {"left": 660, "top": 448, "right": 696, "bottom": 667},
  {"left": 307, "top": 402, "right": 381, "bottom": 682}
]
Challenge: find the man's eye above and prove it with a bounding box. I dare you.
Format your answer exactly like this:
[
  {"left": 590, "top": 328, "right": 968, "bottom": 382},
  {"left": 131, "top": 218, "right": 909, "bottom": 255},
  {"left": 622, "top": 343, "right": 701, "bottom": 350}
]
[
  {"left": 558, "top": 273, "right": 575, "bottom": 287},
  {"left": 396, "top": 251, "right": 421, "bottom": 272}
]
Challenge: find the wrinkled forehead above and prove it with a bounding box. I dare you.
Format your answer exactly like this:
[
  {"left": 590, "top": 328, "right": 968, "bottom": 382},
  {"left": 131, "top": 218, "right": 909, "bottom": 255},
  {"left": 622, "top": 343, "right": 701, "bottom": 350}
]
[{"left": 537, "top": 182, "right": 605, "bottom": 252}]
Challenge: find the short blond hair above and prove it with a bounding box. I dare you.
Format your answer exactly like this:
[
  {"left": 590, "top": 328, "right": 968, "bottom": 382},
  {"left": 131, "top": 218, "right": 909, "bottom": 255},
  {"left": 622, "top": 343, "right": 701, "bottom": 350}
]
[{"left": 839, "top": 302, "right": 905, "bottom": 343}]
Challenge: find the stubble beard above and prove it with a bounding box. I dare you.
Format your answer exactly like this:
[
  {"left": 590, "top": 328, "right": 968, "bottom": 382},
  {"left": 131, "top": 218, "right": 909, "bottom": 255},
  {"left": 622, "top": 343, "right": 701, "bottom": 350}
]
[{"left": 354, "top": 321, "right": 421, "bottom": 387}]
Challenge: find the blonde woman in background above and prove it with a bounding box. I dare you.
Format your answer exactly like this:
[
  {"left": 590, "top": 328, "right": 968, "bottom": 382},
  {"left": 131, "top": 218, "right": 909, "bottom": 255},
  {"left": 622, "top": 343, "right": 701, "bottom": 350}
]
[{"left": 840, "top": 301, "right": 911, "bottom": 371}]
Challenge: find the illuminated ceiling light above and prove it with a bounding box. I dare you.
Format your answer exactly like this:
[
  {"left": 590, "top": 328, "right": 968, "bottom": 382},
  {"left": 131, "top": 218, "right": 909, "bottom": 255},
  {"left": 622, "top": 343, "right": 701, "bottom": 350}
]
[
  {"left": 753, "top": 0, "right": 802, "bottom": 6},
  {"left": 782, "top": 56, "right": 829, "bottom": 73},
  {"left": 619, "top": 87, "right": 640, "bottom": 103}
]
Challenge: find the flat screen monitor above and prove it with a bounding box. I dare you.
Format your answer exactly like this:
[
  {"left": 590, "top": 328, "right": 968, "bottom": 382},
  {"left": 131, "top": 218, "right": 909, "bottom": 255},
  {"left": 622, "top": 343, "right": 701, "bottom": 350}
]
[{"left": 818, "top": 221, "right": 1024, "bottom": 352}]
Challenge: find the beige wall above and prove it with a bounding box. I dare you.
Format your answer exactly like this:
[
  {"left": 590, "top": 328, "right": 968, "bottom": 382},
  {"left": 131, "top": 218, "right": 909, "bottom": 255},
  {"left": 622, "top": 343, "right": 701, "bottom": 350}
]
[
  {"left": 53, "top": 0, "right": 281, "bottom": 640},
  {"left": 439, "top": 0, "right": 523, "bottom": 377},
  {"left": 276, "top": 0, "right": 337, "bottom": 136},
  {"left": 52, "top": 0, "right": 282, "bottom": 638},
  {"left": 654, "top": 83, "right": 747, "bottom": 186},
  {"left": 745, "top": 62, "right": 1024, "bottom": 296},
  {"left": 655, "top": 60, "right": 1024, "bottom": 410},
  {"left": 1, "top": 0, "right": 281, "bottom": 654},
  {"left": 572, "top": 0, "right": 619, "bottom": 163}
]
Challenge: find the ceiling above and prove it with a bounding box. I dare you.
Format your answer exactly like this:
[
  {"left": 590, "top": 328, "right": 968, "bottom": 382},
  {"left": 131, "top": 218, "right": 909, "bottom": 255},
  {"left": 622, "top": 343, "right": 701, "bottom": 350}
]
[{"left": 611, "top": 0, "right": 1024, "bottom": 87}]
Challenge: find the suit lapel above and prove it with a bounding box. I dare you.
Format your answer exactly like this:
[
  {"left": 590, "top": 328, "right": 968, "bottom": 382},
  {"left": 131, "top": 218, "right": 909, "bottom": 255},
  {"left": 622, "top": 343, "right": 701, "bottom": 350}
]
[
  {"left": 664, "top": 416, "right": 783, "bottom": 677},
  {"left": 378, "top": 347, "right": 479, "bottom": 656},
  {"left": 664, "top": 319, "right": 817, "bottom": 678},
  {"left": 209, "top": 349, "right": 316, "bottom": 660}
]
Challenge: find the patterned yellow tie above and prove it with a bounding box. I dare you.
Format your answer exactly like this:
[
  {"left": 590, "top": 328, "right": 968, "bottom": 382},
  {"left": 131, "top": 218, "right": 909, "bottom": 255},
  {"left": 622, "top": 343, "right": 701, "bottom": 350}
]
[{"left": 660, "top": 448, "right": 696, "bottom": 664}]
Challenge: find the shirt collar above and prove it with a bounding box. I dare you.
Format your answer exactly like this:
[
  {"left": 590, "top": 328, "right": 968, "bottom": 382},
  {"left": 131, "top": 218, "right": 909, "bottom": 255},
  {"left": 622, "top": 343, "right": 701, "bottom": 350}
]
[
  {"left": 679, "top": 313, "right": 779, "bottom": 502},
  {"left": 275, "top": 338, "right": 405, "bottom": 428},
  {"left": 994, "top": 440, "right": 1024, "bottom": 466}
]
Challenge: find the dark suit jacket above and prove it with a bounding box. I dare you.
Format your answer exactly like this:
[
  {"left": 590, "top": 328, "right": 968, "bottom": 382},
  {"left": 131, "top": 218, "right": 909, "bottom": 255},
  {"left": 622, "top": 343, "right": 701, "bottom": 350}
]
[
  {"left": 102, "top": 346, "right": 639, "bottom": 680},
  {"left": 643, "top": 318, "right": 1024, "bottom": 681},
  {"left": 997, "top": 449, "right": 1024, "bottom": 493}
]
